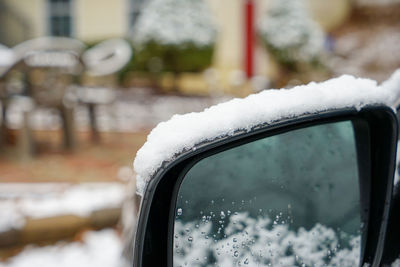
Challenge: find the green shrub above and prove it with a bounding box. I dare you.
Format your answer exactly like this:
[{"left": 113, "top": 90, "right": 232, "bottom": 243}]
[{"left": 132, "top": 41, "right": 214, "bottom": 74}]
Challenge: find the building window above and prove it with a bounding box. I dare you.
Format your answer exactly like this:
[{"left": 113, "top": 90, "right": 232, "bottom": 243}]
[
  {"left": 129, "top": 0, "right": 144, "bottom": 29},
  {"left": 48, "top": 0, "right": 72, "bottom": 37}
]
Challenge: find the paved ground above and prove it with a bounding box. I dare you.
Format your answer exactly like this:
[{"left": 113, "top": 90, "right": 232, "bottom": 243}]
[{"left": 0, "top": 130, "right": 148, "bottom": 183}]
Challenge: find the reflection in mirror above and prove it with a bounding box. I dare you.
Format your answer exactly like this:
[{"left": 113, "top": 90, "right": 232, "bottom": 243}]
[{"left": 174, "top": 121, "right": 362, "bottom": 267}]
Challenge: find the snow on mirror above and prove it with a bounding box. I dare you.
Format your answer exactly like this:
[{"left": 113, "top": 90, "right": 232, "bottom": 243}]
[{"left": 174, "top": 121, "right": 362, "bottom": 267}]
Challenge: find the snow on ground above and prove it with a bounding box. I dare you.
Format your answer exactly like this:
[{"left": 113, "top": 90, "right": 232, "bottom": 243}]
[
  {"left": 0, "top": 183, "right": 126, "bottom": 233},
  {"left": 330, "top": 25, "right": 400, "bottom": 82},
  {"left": 134, "top": 71, "right": 400, "bottom": 195},
  {"left": 0, "top": 229, "right": 125, "bottom": 267},
  {"left": 2, "top": 90, "right": 227, "bottom": 133}
]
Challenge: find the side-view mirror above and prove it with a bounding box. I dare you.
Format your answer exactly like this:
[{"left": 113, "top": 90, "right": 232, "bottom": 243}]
[{"left": 132, "top": 76, "right": 399, "bottom": 267}]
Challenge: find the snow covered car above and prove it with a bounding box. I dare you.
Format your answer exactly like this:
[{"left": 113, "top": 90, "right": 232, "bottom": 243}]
[{"left": 131, "top": 71, "right": 400, "bottom": 267}]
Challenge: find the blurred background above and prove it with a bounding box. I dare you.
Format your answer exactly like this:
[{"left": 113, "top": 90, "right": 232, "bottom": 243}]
[{"left": 0, "top": 0, "right": 399, "bottom": 266}]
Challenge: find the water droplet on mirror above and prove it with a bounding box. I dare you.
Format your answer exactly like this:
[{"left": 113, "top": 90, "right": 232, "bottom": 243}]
[
  {"left": 233, "top": 238, "right": 237, "bottom": 242},
  {"left": 188, "top": 236, "right": 193, "bottom": 242},
  {"left": 177, "top": 208, "right": 182, "bottom": 216},
  {"left": 244, "top": 258, "right": 249, "bottom": 264},
  {"left": 220, "top": 211, "right": 226, "bottom": 219},
  {"left": 233, "top": 251, "right": 239, "bottom": 257}
]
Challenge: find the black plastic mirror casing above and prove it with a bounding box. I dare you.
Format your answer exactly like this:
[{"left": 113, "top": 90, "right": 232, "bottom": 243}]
[
  {"left": 133, "top": 106, "right": 398, "bottom": 267},
  {"left": 382, "top": 184, "right": 400, "bottom": 265}
]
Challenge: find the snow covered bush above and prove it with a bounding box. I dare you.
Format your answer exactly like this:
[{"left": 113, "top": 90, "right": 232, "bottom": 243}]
[
  {"left": 131, "top": 0, "right": 217, "bottom": 73},
  {"left": 258, "top": 0, "right": 325, "bottom": 68}
]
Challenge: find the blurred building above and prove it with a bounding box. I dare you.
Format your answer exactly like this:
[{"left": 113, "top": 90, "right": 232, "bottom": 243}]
[
  {"left": 0, "top": 0, "right": 354, "bottom": 93},
  {"left": 0, "top": 0, "right": 143, "bottom": 46}
]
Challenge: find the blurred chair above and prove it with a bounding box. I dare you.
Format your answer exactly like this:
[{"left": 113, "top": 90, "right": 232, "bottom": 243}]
[
  {"left": 76, "top": 38, "right": 132, "bottom": 142},
  {"left": 0, "top": 37, "right": 85, "bottom": 157}
]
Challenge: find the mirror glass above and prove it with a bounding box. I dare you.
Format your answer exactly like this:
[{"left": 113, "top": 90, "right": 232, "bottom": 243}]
[{"left": 173, "top": 121, "right": 362, "bottom": 267}]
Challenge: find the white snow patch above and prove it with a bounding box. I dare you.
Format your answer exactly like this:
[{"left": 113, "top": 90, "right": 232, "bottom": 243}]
[
  {"left": 2, "top": 91, "right": 225, "bottom": 133},
  {"left": 0, "top": 229, "right": 124, "bottom": 267},
  {"left": 0, "top": 202, "right": 25, "bottom": 233},
  {"left": 134, "top": 71, "right": 400, "bottom": 195},
  {"left": 0, "top": 183, "right": 125, "bottom": 233},
  {"left": 0, "top": 44, "right": 15, "bottom": 67},
  {"left": 383, "top": 69, "right": 400, "bottom": 109}
]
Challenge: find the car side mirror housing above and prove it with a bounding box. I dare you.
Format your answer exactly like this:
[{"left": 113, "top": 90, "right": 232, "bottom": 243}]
[{"left": 133, "top": 106, "right": 397, "bottom": 267}]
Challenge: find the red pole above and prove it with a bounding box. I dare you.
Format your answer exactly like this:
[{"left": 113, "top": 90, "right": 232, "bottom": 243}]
[{"left": 245, "top": 0, "right": 254, "bottom": 79}]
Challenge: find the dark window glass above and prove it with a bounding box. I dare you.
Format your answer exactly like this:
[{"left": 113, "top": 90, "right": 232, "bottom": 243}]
[{"left": 48, "top": 0, "right": 72, "bottom": 37}]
